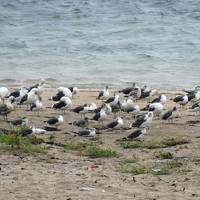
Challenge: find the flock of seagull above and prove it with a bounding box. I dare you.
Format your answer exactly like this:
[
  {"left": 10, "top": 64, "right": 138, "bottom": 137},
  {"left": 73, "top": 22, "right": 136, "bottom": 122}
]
[{"left": 0, "top": 81, "right": 200, "bottom": 140}]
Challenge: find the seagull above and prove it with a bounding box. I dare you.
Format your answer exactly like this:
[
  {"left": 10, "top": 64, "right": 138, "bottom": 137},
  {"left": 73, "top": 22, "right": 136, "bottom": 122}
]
[
  {"left": 150, "top": 94, "right": 167, "bottom": 105},
  {"left": 187, "top": 90, "right": 200, "bottom": 103},
  {"left": 9, "top": 117, "right": 29, "bottom": 126},
  {"left": 184, "top": 86, "right": 200, "bottom": 95},
  {"left": 50, "top": 90, "right": 66, "bottom": 101},
  {"left": 8, "top": 87, "right": 28, "bottom": 104},
  {"left": 57, "top": 87, "right": 72, "bottom": 99},
  {"left": 0, "top": 97, "right": 14, "bottom": 120},
  {"left": 119, "top": 83, "right": 136, "bottom": 95},
  {"left": 142, "top": 102, "right": 163, "bottom": 116},
  {"left": 128, "top": 86, "right": 142, "bottom": 100},
  {"left": 140, "top": 86, "right": 157, "bottom": 100},
  {"left": 105, "top": 117, "right": 124, "bottom": 129},
  {"left": 173, "top": 95, "right": 188, "bottom": 107},
  {"left": 105, "top": 94, "right": 120, "bottom": 107},
  {"left": 69, "top": 117, "right": 89, "bottom": 128},
  {"left": 85, "top": 103, "right": 97, "bottom": 112},
  {"left": 94, "top": 103, "right": 112, "bottom": 115},
  {"left": 0, "top": 87, "right": 10, "bottom": 101},
  {"left": 162, "top": 106, "right": 177, "bottom": 123},
  {"left": 71, "top": 104, "right": 88, "bottom": 117},
  {"left": 91, "top": 108, "right": 107, "bottom": 125},
  {"left": 74, "top": 128, "right": 96, "bottom": 137},
  {"left": 52, "top": 96, "right": 72, "bottom": 113},
  {"left": 126, "top": 105, "right": 140, "bottom": 118},
  {"left": 44, "top": 115, "right": 64, "bottom": 127},
  {"left": 30, "top": 97, "right": 43, "bottom": 116},
  {"left": 121, "top": 96, "right": 134, "bottom": 112},
  {"left": 130, "top": 112, "right": 154, "bottom": 128},
  {"left": 148, "top": 102, "right": 164, "bottom": 116},
  {"left": 111, "top": 101, "right": 121, "bottom": 118},
  {"left": 97, "top": 86, "right": 109, "bottom": 100},
  {"left": 68, "top": 86, "right": 78, "bottom": 97},
  {"left": 20, "top": 127, "right": 46, "bottom": 136},
  {"left": 19, "top": 88, "right": 39, "bottom": 109},
  {"left": 191, "top": 102, "right": 200, "bottom": 115},
  {"left": 123, "top": 128, "right": 147, "bottom": 140},
  {"left": 27, "top": 80, "right": 45, "bottom": 95}
]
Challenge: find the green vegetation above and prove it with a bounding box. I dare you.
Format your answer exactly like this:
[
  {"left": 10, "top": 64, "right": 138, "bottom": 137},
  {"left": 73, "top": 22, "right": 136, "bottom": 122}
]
[
  {"left": 64, "top": 141, "right": 118, "bottom": 158},
  {"left": 84, "top": 146, "right": 118, "bottom": 158},
  {"left": 119, "top": 159, "right": 184, "bottom": 175},
  {"left": 158, "top": 151, "right": 174, "bottom": 159},
  {"left": 121, "top": 137, "right": 189, "bottom": 149},
  {"left": 0, "top": 134, "right": 47, "bottom": 154}
]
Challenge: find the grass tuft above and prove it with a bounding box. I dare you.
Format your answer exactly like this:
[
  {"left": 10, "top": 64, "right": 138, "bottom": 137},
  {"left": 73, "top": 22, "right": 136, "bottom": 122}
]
[
  {"left": 0, "top": 133, "right": 47, "bottom": 154},
  {"left": 64, "top": 141, "right": 118, "bottom": 158},
  {"left": 121, "top": 137, "right": 189, "bottom": 149},
  {"left": 84, "top": 146, "right": 118, "bottom": 158},
  {"left": 158, "top": 151, "right": 174, "bottom": 159}
]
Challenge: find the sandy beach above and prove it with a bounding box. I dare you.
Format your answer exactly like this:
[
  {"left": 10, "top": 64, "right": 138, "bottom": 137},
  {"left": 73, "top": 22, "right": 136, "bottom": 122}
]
[{"left": 0, "top": 88, "right": 200, "bottom": 200}]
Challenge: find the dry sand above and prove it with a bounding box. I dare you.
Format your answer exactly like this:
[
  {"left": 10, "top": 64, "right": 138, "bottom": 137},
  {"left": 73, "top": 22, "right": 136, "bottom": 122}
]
[{"left": 0, "top": 89, "right": 200, "bottom": 200}]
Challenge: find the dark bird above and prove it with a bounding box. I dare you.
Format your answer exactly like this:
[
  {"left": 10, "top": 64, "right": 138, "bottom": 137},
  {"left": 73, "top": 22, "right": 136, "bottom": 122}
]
[
  {"left": 162, "top": 106, "right": 177, "bottom": 123},
  {"left": 97, "top": 86, "right": 109, "bottom": 100},
  {"left": 44, "top": 115, "right": 64, "bottom": 127},
  {"left": 74, "top": 128, "right": 96, "bottom": 137},
  {"left": 9, "top": 117, "right": 29, "bottom": 126},
  {"left": 105, "top": 117, "right": 123, "bottom": 129},
  {"left": 173, "top": 95, "right": 188, "bottom": 106},
  {"left": 52, "top": 96, "right": 72, "bottom": 113},
  {"left": 123, "top": 128, "right": 146, "bottom": 140},
  {"left": 69, "top": 117, "right": 89, "bottom": 128},
  {"left": 119, "top": 83, "right": 136, "bottom": 95},
  {"left": 50, "top": 91, "right": 65, "bottom": 101},
  {"left": 130, "top": 112, "right": 153, "bottom": 128}
]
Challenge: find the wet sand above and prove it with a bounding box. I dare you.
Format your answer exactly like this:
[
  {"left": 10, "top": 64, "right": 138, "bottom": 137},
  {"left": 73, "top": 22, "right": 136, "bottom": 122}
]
[{"left": 0, "top": 89, "right": 200, "bottom": 200}]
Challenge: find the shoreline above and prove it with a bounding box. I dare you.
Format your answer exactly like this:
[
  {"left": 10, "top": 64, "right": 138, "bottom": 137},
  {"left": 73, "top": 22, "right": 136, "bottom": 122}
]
[{"left": 0, "top": 78, "right": 196, "bottom": 92}]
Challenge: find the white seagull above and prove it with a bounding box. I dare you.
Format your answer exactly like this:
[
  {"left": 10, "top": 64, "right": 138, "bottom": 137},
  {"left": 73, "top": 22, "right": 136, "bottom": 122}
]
[
  {"left": 105, "top": 117, "right": 124, "bottom": 129},
  {"left": 97, "top": 86, "right": 109, "bottom": 100}
]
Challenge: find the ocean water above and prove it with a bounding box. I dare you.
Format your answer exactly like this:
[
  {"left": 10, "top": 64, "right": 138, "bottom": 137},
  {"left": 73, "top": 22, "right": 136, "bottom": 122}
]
[{"left": 0, "top": 0, "right": 200, "bottom": 89}]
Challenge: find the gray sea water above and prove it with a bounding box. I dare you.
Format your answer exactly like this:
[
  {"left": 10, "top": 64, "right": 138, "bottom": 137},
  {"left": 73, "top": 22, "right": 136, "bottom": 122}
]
[{"left": 0, "top": 0, "right": 200, "bottom": 89}]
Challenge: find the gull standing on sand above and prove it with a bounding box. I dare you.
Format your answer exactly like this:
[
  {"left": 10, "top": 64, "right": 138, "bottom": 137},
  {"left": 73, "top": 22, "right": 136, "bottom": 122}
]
[
  {"left": 119, "top": 83, "right": 136, "bottom": 95},
  {"left": 105, "top": 93, "right": 120, "bottom": 107},
  {"left": 126, "top": 105, "right": 140, "bottom": 118},
  {"left": 19, "top": 88, "right": 39, "bottom": 109},
  {"left": 50, "top": 87, "right": 73, "bottom": 101},
  {"left": 0, "top": 97, "right": 15, "bottom": 120},
  {"left": 0, "top": 87, "right": 10, "bottom": 101},
  {"left": 162, "top": 106, "right": 177, "bottom": 123},
  {"left": 173, "top": 95, "right": 188, "bottom": 107},
  {"left": 150, "top": 94, "right": 167, "bottom": 105},
  {"left": 30, "top": 96, "right": 43, "bottom": 116},
  {"left": 68, "top": 86, "right": 78, "bottom": 97},
  {"left": 8, "top": 87, "right": 28, "bottom": 104},
  {"left": 105, "top": 117, "right": 124, "bottom": 129},
  {"left": 130, "top": 112, "right": 154, "bottom": 128},
  {"left": 97, "top": 86, "right": 109, "bottom": 100},
  {"left": 191, "top": 102, "right": 200, "bottom": 115},
  {"left": 91, "top": 106, "right": 107, "bottom": 125},
  {"left": 52, "top": 96, "right": 72, "bottom": 113}
]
